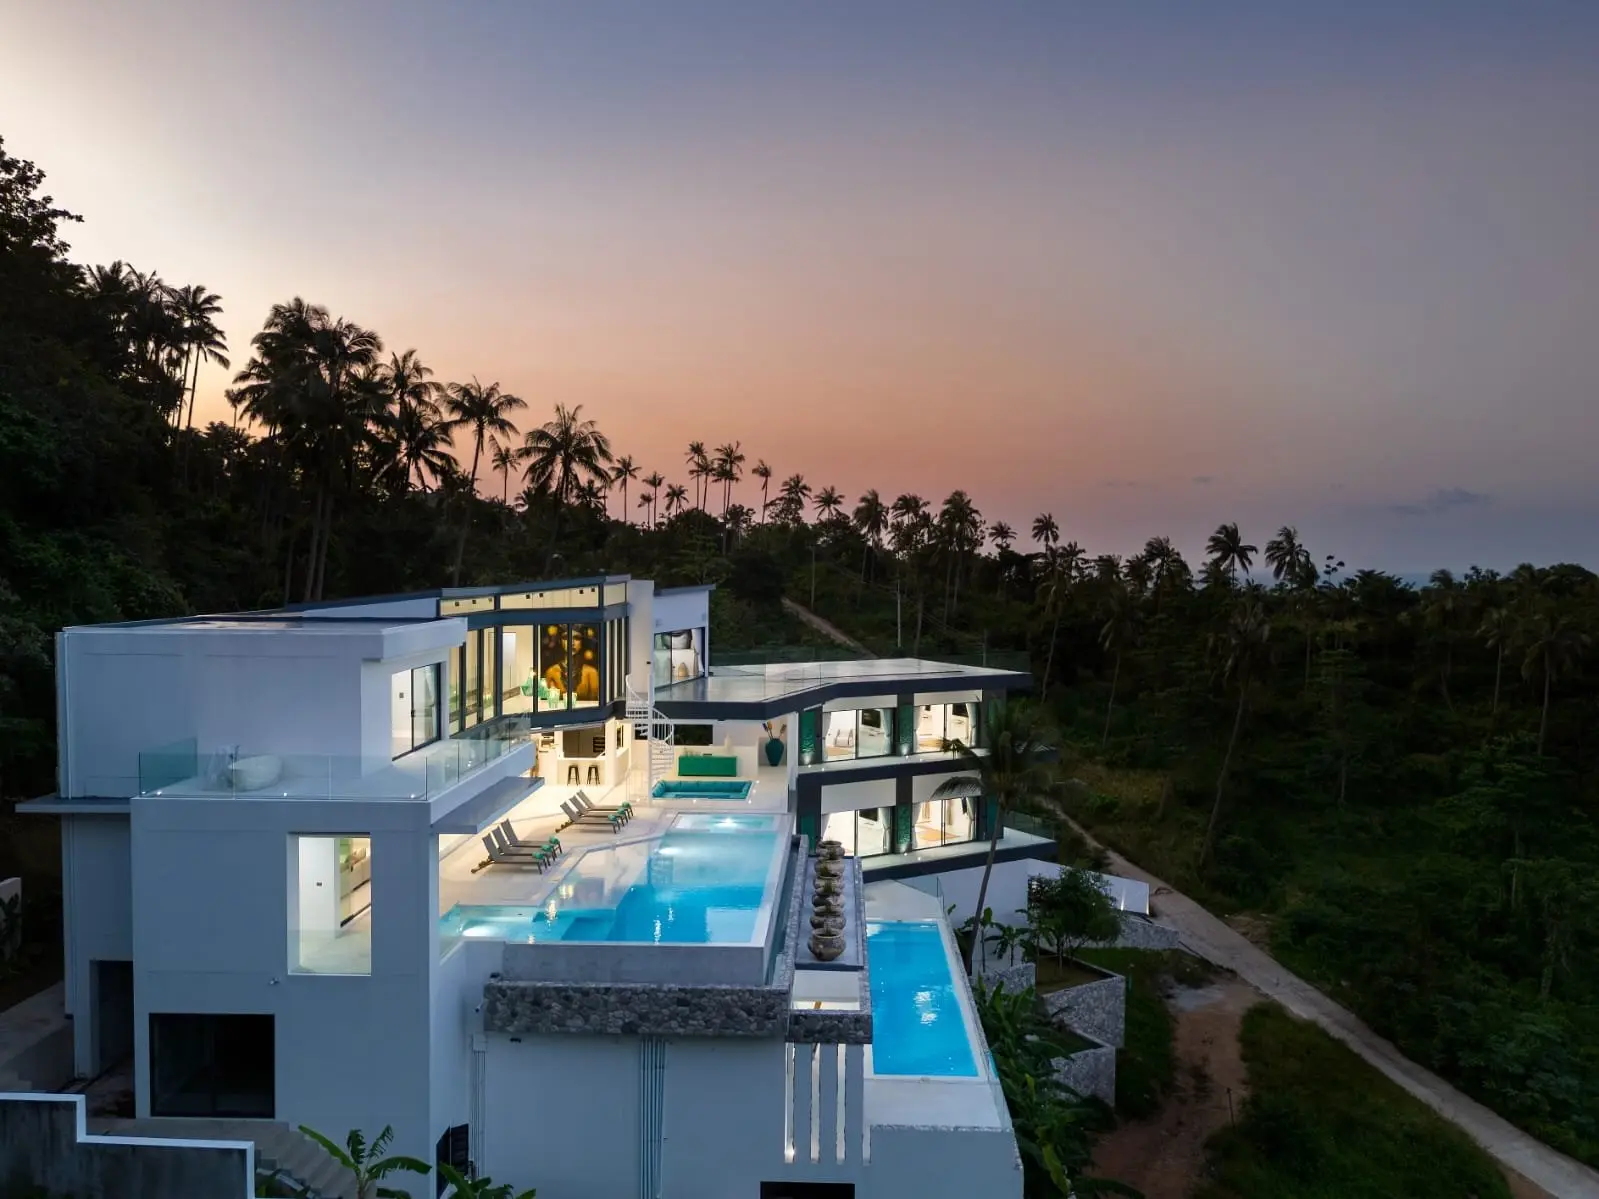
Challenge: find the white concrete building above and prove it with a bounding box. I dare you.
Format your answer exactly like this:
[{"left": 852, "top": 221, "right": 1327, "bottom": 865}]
[{"left": 25, "top": 577, "right": 1054, "bottom": 1198}]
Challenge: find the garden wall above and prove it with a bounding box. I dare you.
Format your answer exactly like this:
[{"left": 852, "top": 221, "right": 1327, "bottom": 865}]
[
  {"left": 1051, "top": 1039, "right": 1115, "bottom": 1106},
  {"left": 1042, "top": 969, "right": 1125, "bottom": 1048}
]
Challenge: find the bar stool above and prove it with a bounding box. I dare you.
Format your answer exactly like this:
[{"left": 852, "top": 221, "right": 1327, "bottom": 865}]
[
  {"left": 566, "top": 763, "right": 580, "bottom": 786},
  {"left": 586, "top": 763, "right": 601, "bottom": 786}
]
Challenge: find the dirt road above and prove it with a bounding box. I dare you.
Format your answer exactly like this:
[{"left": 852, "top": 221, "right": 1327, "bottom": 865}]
[{"left": 1065, "top": 817, "right": 1597, "bottom": 1199}]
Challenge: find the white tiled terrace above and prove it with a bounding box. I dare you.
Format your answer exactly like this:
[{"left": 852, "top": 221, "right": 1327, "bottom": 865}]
[{"left": 437, "top": 755, "right": 791, "bottom": 914}]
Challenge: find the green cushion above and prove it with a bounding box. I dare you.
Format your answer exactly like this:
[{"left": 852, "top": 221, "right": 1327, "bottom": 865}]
[{"left": 676, "top": 753, "right": 739, "bottom": 777}]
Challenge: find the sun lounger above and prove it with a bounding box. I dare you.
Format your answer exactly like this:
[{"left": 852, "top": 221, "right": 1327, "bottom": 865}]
[
  {"left": 573, "top": 791, "right": 632, "bottom": 824},
  {"left": 499, "top": 821, "right": 561, "bottom": 860},
  {"left": 480, "top": 833, "right": 548, "bottom": 870},
  {"left": 560, "top": 800, "right": 622, "bottom": 832}
]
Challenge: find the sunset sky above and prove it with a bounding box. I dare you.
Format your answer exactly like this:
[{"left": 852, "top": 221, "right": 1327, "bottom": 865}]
[{"left": 3, "top": 1, "right": 1596, "bottom": 575}]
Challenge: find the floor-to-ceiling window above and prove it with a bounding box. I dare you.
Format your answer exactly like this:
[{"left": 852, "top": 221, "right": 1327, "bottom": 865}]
[
  {"left": 653, "top": 628, "right": 704, "bottom": 689},
  {"left": 571, "top": 623, "right": 601, "bottom": 709},
  {"left": 390, "top": 664, "right": 441, "bottom": 759},
  {"left": 289, "top": 834, "right": 373, "bottom": 975},
  {"left": 150, "top": 1013, "right": 274, "bottom": 1118},
  {"left": 915, "top": 701, "right": 981, "bottom": 752},
  {"left": 912, "top": 795, "right": 977, "bottom": 849}
]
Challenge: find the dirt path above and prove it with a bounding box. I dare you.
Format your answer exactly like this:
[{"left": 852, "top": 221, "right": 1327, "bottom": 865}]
[
  {"left": 1092, "top": 977, "right": 1258, "bottom": 1198},
  {"left": 782, "top": 597, "right": 875, "bottom": 656},
  {"left": 1062, "top": 816, "right": 1591, "bottom": 1199}
]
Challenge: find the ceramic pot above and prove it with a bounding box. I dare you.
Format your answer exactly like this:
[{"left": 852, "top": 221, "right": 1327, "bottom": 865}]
[
  {"left": 809, "top": 932, "right": 846, "bottom": 962},
  {"left": 764, "top": 737, "right": 784, "bottom": 767},
  {"left": 812, "top": 897, "right": 843, "bottom": 917},
  {"left": 815, "top": 858, "right": 845, "bottom": 880},
  {"left": 813, "top": 878, "right": 841, "bottom": 900},
  {"left": 816, "top": 840, "right": 845, "bottom": 861},
  {"left": 809, "top": 913, "right": 845, "bottom": 935}
]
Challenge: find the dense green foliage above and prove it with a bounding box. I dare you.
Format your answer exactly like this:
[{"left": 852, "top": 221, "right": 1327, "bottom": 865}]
[
  {"left": 1198, "top": 1004, "right": 1511, "bottom": 1199},
  {"left": 973, "top": 981, "right": 1136, "bottom": 1198},
  {"left": 3, "top": 130, "right": 1596, "bottom": 1176}
]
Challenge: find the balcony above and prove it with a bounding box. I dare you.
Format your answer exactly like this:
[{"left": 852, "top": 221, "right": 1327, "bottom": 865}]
[{"left": 138, "top": 732, "right": 531, "bottom": 802}]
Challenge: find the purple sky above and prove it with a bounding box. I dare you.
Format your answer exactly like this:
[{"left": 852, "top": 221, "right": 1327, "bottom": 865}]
[{"left": 3, "top": 0, "right": 1596, "bottom": 574}]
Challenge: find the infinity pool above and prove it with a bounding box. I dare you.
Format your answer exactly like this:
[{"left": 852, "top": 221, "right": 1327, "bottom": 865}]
[
  {"left": 866, "top": 921, "right": 979, "bottom": 1077},
  {"left": 441, "top": 816, "right": 785, "bottom": 945}
]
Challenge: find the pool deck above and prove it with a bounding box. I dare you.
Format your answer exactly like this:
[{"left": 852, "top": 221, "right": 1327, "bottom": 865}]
[
  {"left": 860, "top": 881, "right": 1009, "bottom": 1131},
  {"left": 438, "top": 760, "right": 789, "bottom": 914}
]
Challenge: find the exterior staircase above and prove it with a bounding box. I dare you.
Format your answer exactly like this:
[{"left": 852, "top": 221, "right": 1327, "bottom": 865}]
[
  {"left": 625, "top": 691, "right": 676, "bottom": 794},
  {"left": 88, "top": 1118, "right": 354, "bottom": 1199}
]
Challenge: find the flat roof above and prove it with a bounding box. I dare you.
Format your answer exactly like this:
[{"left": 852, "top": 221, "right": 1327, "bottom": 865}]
[{"left": 655, "top": 657, "right": 1028, "bottom": 715}]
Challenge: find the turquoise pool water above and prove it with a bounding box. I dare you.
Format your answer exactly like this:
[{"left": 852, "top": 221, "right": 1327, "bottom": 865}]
[
  {"left": 866, "top": 921, "right": 979, "bottom": 1077},
  {"left": 441, "top": 820, "right": 782, "bottom": 944},
  {"left": 652, "top": 779, "right": 753, "bottom": 800}
]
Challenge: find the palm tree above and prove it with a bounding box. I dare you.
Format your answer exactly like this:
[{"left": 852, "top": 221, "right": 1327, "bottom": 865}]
[
  {"left": 714, "top": 441, "right": 745, "bottom": 514},
  {"left": 814, "top": 485, "right": 844, "bottom": 523},
  {"left": 776, "top": 474, "right": 812, "bottom": 524},
  {"left": 1264, "top": 525, "right": 1315, "bottom": 588},
  {"left": 1521, "top": 608, "right": 1590, "bottom": 754},
  {"left": 489, "top": 437, "right": 526, "bottom": 505},
  {"left": 1478, "top": 606, "right": 1515, "bottom": 721},
  {"left": 444, "top": 378, "right": 526, "bottom": 583},
  {"left": 664, "top": 482, "right": 689, "bottom": 517},
  {"left": 1418, "top": 570, "right": 1463, "bottom": 710},
  {"left": 686, "top": 441, "right": 710, "bottom": 509},
  {"left": 752, "top": 459, "right": 773, "bottom": 522},
  {"left": 611, "top": 454, "right": 639, "bottom": 523},
  {"left": 853, "top": 489, "right": 890, "bottom": 581},
  {"left": 169, "top": 283, "right": 229, "bottom": 434},
  {"left": 1200, "top": 595, "right": 1271, "bottom": 870},
  {"left": 298, "top": 1125, "right": 429, "bottom": 1199},
  {"left": 1206, "top": 522, "right": 1257, "bottom": 585},
  {"left": 937, "top": 490, "right": 983, "bottom": 618},
  {"left": 390, "top": 397, "right": 456, "bottom": 493},
  {"left": 636, "top": 490, "right": 656, "bottom": 526},
  {"left": 930, "top": 702, "right": 1058, "bottom": 973},
  {"left": 444, "top": 378, "right": 526, "bottom": 495},
  {"left": 524, "top": 403, "right": 615, "bottom": 568},
  {"left": 1099, "top": 582, "right": 1140, "bottom": 747},
  {"left": 989, "top": 521, "right": 1015, "bottom": 553},
  {"left": 643, "top": 471, "right": 665, "bottom": 526},
  {"left": 1031, "top": 513, "right": 1060, "bottom": 552}
]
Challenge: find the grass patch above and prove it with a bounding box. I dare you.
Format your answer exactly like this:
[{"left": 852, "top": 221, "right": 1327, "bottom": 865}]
[
  {"left": 1073, "top": 948, "right": 1212, "bottom": 1120},
  {"left": 1034, "top": 956, "right": 1107, "bottom": 994},
  {"left": 1198, "top": 1003, "right": 1512, "bottom": 1199}
]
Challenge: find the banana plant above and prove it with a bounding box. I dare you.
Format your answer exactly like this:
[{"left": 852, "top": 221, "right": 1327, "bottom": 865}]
[
  {"left": 298, "top": 1125, "right": 429, "bottom": 1199},
  {"left": 436, "top": 1161, "right": 536, "bottom": 1198}
]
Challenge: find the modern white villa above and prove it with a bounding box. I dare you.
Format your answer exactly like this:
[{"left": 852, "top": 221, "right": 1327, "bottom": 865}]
[{"left": 23, "top": 576, "right": 1059, "bottom": 1198}]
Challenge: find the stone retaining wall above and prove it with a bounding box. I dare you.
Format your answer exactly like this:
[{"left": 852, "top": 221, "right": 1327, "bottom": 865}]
[
  {"left": 1051, "top": 1040, "right": 1116, "bottom": 1106},
  {"left": 1094, "top": 913, "right": 1181, "bottom": 951},
  {"left": 973, "top": 958, "right": 1035, "bottom": 994},
  {"left": 1042, "top": 969, "right": 1125, "bottom": 1048}
]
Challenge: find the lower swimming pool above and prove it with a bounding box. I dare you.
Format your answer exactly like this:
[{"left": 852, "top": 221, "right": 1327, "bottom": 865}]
[
  {"left": 651, "top": 779, "right": 753, "bottom": 800},
  {"left": 866, "top": 920, "right": 979, "bottom": 1077}
]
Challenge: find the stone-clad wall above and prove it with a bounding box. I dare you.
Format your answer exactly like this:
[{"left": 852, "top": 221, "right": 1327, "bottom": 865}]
[
  {"left": 1051, "top": 1041, "right": 1115, "bottom": 1106},
  {"left": 1090, "top": 913, "right": 1181, "bottom": 951},
  {"left": 974, "top": 958, "right": 1035, "bottom": 994},
  {"left": 1042, "top": 970, "right": 1125, "bottom": 1048}
]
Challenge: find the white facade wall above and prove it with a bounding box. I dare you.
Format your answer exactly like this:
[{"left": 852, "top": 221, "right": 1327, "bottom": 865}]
[
  {"left": 936, "top": 857, "right": 1051, "bottom": 928},
  {"left": 128, "top": 796, "right": 439, "bottom": 1166},
  {"left": 60, "top": 815, "right": 133, "bottom": 1071},
  {"left": 819, "top": 777, "right": 896, "bottom": 814},
  {"left": 626, "top": 581, "right": 655, "bottom": 701}
]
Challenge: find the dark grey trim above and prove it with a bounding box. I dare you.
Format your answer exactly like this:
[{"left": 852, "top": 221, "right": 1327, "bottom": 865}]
[
  {"left": 653, "top": 584, "right": 715, "bottom": 596},
  {"left": 17, "top": 795, "right": 132, "bottom": 815},
  {"left": 655, "top": 670, "right": 1029, "bottom": 722},
  {"left": 860, "top": 836, "right": 1057, "bottom": 883}
]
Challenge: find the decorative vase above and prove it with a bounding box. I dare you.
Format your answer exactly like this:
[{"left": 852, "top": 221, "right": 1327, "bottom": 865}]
[
  {"left": 812, "top": 897, "right": 843, "bottom": 918},
  {"left": 815, "top": 858, "right": 844, "bottom": 881},
  {"left": 764, "top": 737, "right": 784, "bottom": 767},
  {"left": 809, "top": 913, "right": 845, "bottom": 934},
  {"left": 809, "top": 932, "right": 846, "bottom": 962},
  {"left": 816, "top": 840, "right": 844, "bottom": 861},
  {"left": 813, "top": 878, "right": 841, "bottom": 900}
]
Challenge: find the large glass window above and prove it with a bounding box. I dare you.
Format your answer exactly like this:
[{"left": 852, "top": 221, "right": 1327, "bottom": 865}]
[
  {"left": 913, "top": 795, "right": 977, "bottom": 850},
  {"left": 821, "top": 806, "right": 893, "bottom": 857},
  {"left": 479, "top": 631, "right": 498, "bottom": 722},
  {"left": 150, "top": 1014, "right": 274, "bottom": 1118},
  {"left": 915, "top": 702, "right": 981, "bottom": 752},
  {"left": 653, "top": 628, "right": 704, "bottom": 689},
  {"left": 289, "top": 834, "right": 372, "bottom": 975},
  {"left": 538, "top": 624, "right": 571, "bottom": 712},
  {"left": 572, "top": 624, "right": 601, "bottom": 709},
  {"left": 391, "top": 664, "right": 441, "bottom": 759},
  {"left": 819, "top": 707, "right": 896, "bottom": 762},
  {"left": 463, "top": 634, "right": 482, "bottom": 727}
]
